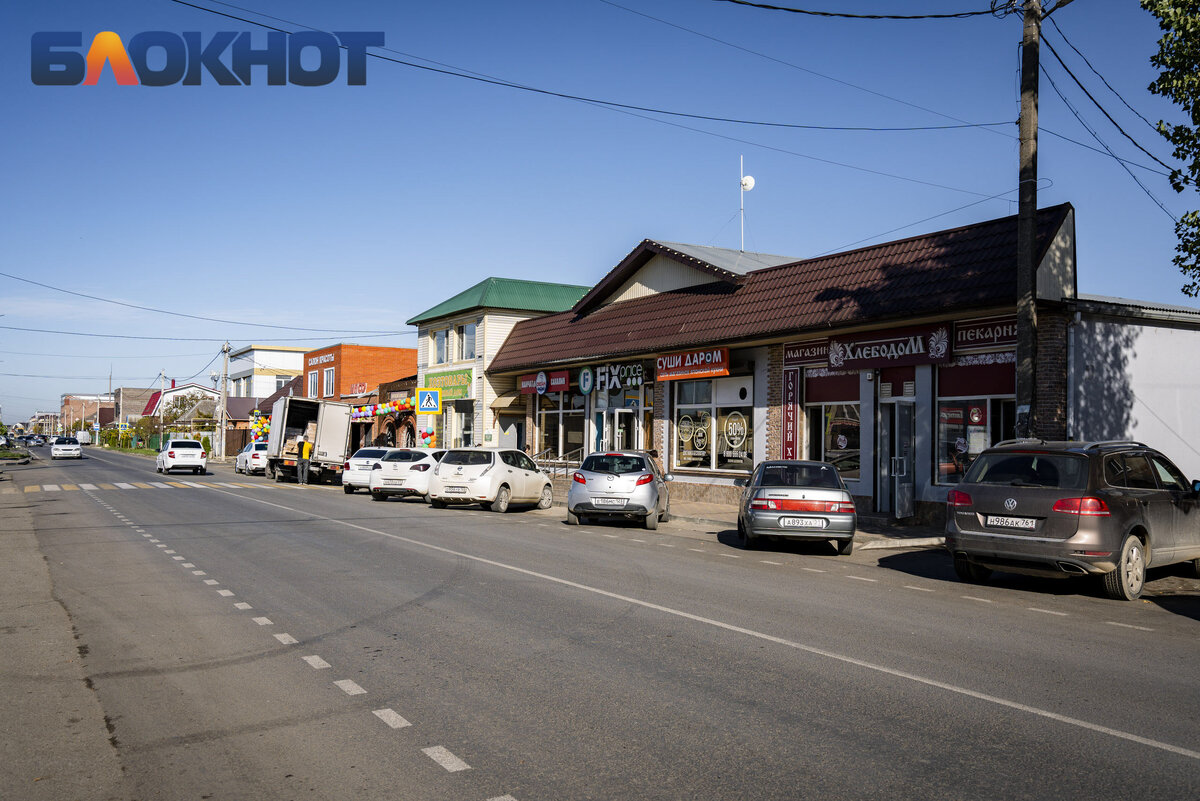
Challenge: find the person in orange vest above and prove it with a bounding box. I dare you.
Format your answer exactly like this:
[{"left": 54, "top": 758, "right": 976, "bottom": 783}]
[{"left": 297, "top": 434, "right": 314, "bottom": 484}]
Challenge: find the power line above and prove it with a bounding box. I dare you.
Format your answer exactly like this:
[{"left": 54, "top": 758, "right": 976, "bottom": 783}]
[
  {"left": 165, "top": 0, "right": 1008, "bottom": 133},
  {"left": 0, "top": 270, "right": 401, "bottom": 335},
  {"left": 1040, "top": 127, "right": 1171, "bottom": 176},
  {"left": 1044, "top": 16, "right": 1161, "bottom": 136},
  {"left": 1040, "top": 36, "right": 1173, "bottom": 173},
  {"left": 711, "top": 0, "right": 1001, "bottom": 20},
  {"left": 0, "top": 324, "right": 410, "bottom": 342},
  {"left": 0, "top": 349, "right": 214, "bottom": 359}
]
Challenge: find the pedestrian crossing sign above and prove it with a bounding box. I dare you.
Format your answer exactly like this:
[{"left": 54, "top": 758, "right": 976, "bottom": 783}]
[{"left": 417, "top": 388, "right": 441, "bottom": 414}]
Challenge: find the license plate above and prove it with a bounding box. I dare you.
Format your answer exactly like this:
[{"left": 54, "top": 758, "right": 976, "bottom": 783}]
[
  {"left": 384, "top": 478, "right": 404, "bottom": 485},
  {"left": 986, "top": 515, "right": 1037, "bottom": 530},
  {"left": 593, "top": 497, "right": 626, "bottom": 507},
  {"left": 444, "top": 486, "right": 467, "bottom": 494},
  {"left": 779, "top": 517, "right": 825, "bottom": 529}
]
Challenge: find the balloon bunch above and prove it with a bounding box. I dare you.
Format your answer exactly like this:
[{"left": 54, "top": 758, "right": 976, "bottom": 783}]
[
  {"left": 250, "top": 412, "right": 270, "bottom": 442},
  {"left": 420, "top": 426, "right": 437, "bottom": 447},
  {"left": 352, "top": 396, "right": 417, "bottom": 420}
]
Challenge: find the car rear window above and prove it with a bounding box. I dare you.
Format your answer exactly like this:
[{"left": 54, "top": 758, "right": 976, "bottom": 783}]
[
  {"left": 962, "top": 452, "right": 1089, "bottom": 490},
  {"left": 61, "top": 438, "right": 78, "bottom": 444},
  {"left": 758, "top": 463, "right": 841, "bottom": 489},
  {"left": 442, "top": 450, "right": 493, "bottom": 466},
  {"left": 353, "top": 449, "right": 389, "bottom": 459},
  {"left": 254, "top": 443, "right": 267, "bottom": 451},
  {"left": 172, "top": 441, "right": 202, "bottom": 449},
  {"left": 581, "top": 454, "right": 648, "bottom": 474},
  {"left": 382, "top": 450, "right": 422, "bottom": 462}
]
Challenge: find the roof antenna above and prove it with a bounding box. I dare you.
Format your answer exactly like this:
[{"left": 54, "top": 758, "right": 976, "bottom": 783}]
[{"left": 739, "top": 155, "right": 755, "bottom": 252}]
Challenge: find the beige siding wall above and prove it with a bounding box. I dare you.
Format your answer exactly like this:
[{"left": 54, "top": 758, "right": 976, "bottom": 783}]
[{"left": 604, "top": 254, "right": 716, "bottom": 306}]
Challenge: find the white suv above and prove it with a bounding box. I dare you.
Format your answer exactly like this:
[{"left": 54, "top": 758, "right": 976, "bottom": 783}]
[
  {"left": 428, "top": 448, "right": 553, "bottom": 512},
  {"left": 156, "top": 439, "right": 208, "bottom": 475}
]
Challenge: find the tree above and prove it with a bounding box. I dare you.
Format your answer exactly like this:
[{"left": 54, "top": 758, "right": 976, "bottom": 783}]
[{"left": 1143, "top": 0, "right": 1200, "bottom": 294}]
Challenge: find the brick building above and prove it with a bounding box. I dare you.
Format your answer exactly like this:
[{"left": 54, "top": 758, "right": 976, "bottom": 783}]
[
  {"left": 302, "top": 345, "right": 417, "bottom": 403},
  {"left": 60, "top": 393, "right": 114, "bottom": 433}
]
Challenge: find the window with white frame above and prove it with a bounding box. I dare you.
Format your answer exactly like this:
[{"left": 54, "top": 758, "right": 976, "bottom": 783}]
[
  {"left": 323, "top": 367, "right": 335, "bottom": 397},
  {"left": 456, "top": 323, "right": 476, "bottom": 361},
  {"left": 434, "top": 329, "right": 448, "bottom": 364},
  {"left": 308, "top": 371, "right": 318, "bottom": 398}
]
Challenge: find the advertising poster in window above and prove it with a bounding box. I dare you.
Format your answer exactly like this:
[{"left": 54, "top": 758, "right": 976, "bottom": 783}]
[
  {"left": 716, "top": 407, "right": 753, "bottom": 470},
  {"left": 675, "top": 408, "right": 711, "bottom": 468}
]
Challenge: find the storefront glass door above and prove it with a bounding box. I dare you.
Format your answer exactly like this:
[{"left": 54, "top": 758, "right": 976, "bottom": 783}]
[{"left": 877, "top": 402, "right": 915, "bottom": 518}]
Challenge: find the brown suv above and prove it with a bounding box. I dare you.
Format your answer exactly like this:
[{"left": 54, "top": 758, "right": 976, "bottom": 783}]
[{"left": 944, "top": 440, "right": 1200, "bottom": 600}]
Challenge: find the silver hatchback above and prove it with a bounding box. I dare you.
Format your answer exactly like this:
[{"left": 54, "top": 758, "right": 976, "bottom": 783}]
[
  {"left": 737, "top": 460, "right": 857, "bottom": 554},
  {"left": 566, "top": 451, "right": 671, "bottom": 529}
]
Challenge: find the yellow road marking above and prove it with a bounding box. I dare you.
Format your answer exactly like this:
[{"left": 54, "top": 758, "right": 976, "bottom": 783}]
[
  {"left": 23, "top": 486, "right": 41, "bottom": 493},
  {"left": 167, "top": 482, "right": 189, "bottom": 488},
  {"left": 131, "top": 482, "right": 152, "bottom": 489},
  {"left": 61, "top": 484, "right": 79, "bottom": 491},
  {"left": 98, "top": 483, "right": 117, "bottom": 490}
]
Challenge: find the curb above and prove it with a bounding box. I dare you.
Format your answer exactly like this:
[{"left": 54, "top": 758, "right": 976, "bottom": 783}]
[{"left": 859, "top": 536, "right": 946, "bottom": 551}]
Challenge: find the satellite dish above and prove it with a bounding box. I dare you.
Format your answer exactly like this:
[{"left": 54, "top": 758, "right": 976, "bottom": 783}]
[{"left": 740, "top": 175, "right": 755, "bottom": 191}]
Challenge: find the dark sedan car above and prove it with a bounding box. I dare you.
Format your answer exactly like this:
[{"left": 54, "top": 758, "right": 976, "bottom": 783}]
[{"left": 737, "top": 460, "right": 857, "bottom": 554}]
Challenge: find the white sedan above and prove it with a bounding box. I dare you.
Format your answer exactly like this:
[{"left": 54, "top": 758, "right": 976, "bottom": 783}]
[
  {"left": 235, "top": 441, "right": 269, "bottom": 475},
  {"left": 156, "top": 439, "right": 207, "bottom": 475},
  {"left": 51, "top": 437, "right": 83, "bottom": 459},
  {"left": 368, "top": 448, "right": 446, "bottom": 501}
]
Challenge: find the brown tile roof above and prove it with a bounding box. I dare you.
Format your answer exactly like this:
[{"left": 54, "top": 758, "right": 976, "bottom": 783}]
[{"left": 489, "top": 204, "right": 1072, "bottom": 374}]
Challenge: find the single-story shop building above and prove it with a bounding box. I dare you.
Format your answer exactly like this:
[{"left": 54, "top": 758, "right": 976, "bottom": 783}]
[{"left": 478, "top": 203, "right": 1200, "bottom": 523}]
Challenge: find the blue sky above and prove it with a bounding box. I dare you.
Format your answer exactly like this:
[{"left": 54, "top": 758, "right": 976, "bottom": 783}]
[{"left": 0, "top": 0, "right": 1190, "bottom": 422}]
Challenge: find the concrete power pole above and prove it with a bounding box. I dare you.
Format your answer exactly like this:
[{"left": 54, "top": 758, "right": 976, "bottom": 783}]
[
  {"left": 217, "top": 342, "right": 231, "bottom": 459},
  {"left": 1015, "top": 0, "right": 1041, "bottom": 439}
]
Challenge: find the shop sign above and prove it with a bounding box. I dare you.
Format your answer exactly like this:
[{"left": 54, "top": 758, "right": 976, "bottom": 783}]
[
  {"left": 954, "top": 315, "right": 1017, "bottom": 354},
  {"left": 655, "top": 347, "right": 730, "bottom": 381},
  {"left": 519, "top": 370, "right": 570, "bottom": 394},
  {"left": 423, "top": 368, "right": 473, "bottom": 400},
  {"left": 349, "top": 382, "right": 368, "bottom": 394},
  {"left": 581, "top": 362, "right": 644, "bottom": 393},
  {"left": 307, "top": 353, "right": 335, "bottom": 367},
  {"left": 827, "top": 324, "right": 950, "bottom": 370},
  {"left": 783, "top": 339, "right": 828, "bottom": 367},
  {"left": 782, "top": 367, "right": 801, "bottom": 459}
]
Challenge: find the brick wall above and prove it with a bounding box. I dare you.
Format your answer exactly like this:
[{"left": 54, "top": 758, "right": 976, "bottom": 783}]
[
  {"left": 766, "top": 344, "right": 783, "bottom": 459},
  {"left": 1035, "top": 308, "right": 1068, "bottom": 439},
  {"left": 303, "top": 345, "right": 417, "bottom": 399}
]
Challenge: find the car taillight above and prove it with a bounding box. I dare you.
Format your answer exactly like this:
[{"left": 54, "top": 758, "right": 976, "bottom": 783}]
[
  {"left": 200, "top": 451, "right": 206, "bottom": 458},
  {"left": 1052, "top": 497, "right": 1111, "bottom": 516},
  {"left": 635, "top": 473, "right": 654, "bottom": 486},
  {"left": 947, "top": 489, "right": 973, "bottom": 508},
  {"left": 168, "top": 451, "right": 176, "bottom": 458},
  {"left": 344, "top": 461, "right": 351, "bottom": 470},
  {"left": 371, "top": 463, "right": 382, "bottom": 470},
  {"left": 572, "top": 472, "right": 587, "bottom": 484},
  {"left": 410, "top": 463, "right": 430, "bottom": 471}
]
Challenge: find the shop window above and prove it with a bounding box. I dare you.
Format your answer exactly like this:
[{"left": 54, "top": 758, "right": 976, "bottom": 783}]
[
  {"left": 936, "top": 398, "right": 1015, "bottom": 484},
  {"left": 674, "top": 378, "right": 753, "bottom": 472},
  {"left": 806, "top": 404, "right": 860, "bottom": 479},
  {"left": 453, "top": 400, "right": 474, "bottom": 447},
  {"left": 323, "top": 367, "right": 335, "bottom": 398},
  {"left": 457, "top": 323, "right": 476, "bottom": 361},
  {"left": 538, "top": 391, "right": 585, "bottom": 458}
]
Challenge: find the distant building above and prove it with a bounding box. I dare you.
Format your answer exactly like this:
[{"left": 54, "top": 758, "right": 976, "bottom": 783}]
[
  {"left": 227, "top": 344, "right": 307, "bottom": 398},
  {"left": 301, "top": 344, "right": 417, "bottom": 402}
]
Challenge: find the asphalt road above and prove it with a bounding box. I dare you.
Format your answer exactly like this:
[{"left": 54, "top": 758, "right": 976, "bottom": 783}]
[{"left": 4, "top": 448, "right": 1199, "bottom": 800}]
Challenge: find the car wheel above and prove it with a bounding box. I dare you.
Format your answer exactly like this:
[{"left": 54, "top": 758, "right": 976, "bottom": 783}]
[
  {"left": 492, "top": 485, "right": 511, "bottom": 513},
  {"left": 370, "top": 490, "right": 386, "bottom": 502},
  {"left": 1103, "top": 534, "right": 1147, "bottom": 601},
  {"left": 566, "top": 509, "right": 579, "bottom": 525},
  {"left": 537, "top": 485, "right": 553, "bottom": 510},
  {"left": 836, "top": 537, "right": 854, "bottom": 556},
  {"left": 431, "top": 499, "right": 447, "bottom": 509},
  {"left": 643, "top": 510, "right": 658, "bottom": 530},
  {"left": 953, "top": 553, "right": 992, "bottom": 583},
  {"left": 344, "top": 485, "right": 354, "bottom": 494}
]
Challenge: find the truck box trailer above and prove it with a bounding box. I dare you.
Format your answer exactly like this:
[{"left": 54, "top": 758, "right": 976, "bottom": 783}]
[{"left": 265, "top": 396, "right": 352, "bottom": 483}]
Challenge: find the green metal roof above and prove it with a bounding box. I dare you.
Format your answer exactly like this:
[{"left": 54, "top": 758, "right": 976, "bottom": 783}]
[{"left": 406, "top": 277, "right": 590, "bottom": 325}]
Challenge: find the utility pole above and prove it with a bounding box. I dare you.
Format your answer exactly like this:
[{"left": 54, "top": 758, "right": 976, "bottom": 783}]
[
  {"left": 159, "top": 369, "right": 166, "bottom": 447},
  {"left": 1015, "top": 0, "right": 1041, "bottom": 439},
  {"left": 217, "top": 342, "right": 231, "bottom": 459}
]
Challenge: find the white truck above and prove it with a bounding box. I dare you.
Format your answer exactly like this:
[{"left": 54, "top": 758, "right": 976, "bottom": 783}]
[
  {"left": 265, "top": 396, "right": 353, "bottom": 484},
  {"left": 76, "top": 430, "right": 93, "bottom": 445}
]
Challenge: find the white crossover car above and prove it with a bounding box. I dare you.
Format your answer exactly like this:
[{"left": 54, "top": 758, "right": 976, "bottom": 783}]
[
  {"left": 51, "top": 437, "right": 83, "bottom": 459},
  {"left": 368, "top": 448, "right": 446, "bottom": 501},
  {"left": 235, "top": 441, "right": 269, "bottom": 475},
  {"left": 428, "top": 448, "right": 553, "bottom": 513},
  {"left": 156, "top": 439, "right": 207, "bottom": 475}
]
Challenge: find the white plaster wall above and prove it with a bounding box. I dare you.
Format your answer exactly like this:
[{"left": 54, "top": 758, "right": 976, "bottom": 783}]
[{"left": 1071, "top": 318, "right": 1200, "bottom": 478}]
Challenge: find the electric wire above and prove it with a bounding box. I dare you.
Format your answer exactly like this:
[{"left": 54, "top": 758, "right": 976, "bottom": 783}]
[
  {"left": 1044, "top": 15, "right": 1161, "bottom": 136},
  {"left": 711, "top": 0, "right": 1000, "bottom": 20},
  {"left": 0, "top": 270, "right": 401, "bottom": 335},
  {"left": 0, "top": 324, "right": 410, "bottom": 342}
]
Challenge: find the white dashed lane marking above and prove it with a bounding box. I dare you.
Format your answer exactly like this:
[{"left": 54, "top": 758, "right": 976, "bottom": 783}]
[
  {"left": 905, "top": 585, "right": 936, "bottom": 592},
  {"left": 373, "top": 708, "right": 411, "bottom": 729},
  {"left": 274, "top": 634, "right": 298, "bottom": 645},
  {"left": 334, "top": 679, "right": 366, "bottom": 696},
  {"left": 1028, "top": 608, "right": 1069, "bottom": 617},
  {"left": 962, "top": 596, "right": 993, "bottom": 603},
  {"left": 422, "top": 746, "right": 470, "bottom": 772},
  {"left": 203, "top": 579, "right": 219, "bottom": 585},
  {"left": 234, "top": 602, "right": 252, "bottom": 610},
  {"left": 217, "top": 589, "right": 235, "bottom": 597},
  {"left": 302, "top": 655, "right": 331, "bottom": 669},
  {"left": 252, "top": 617, "right": 273, "bottom": 626},
  {"left": 1107, "top": 621, "right": 1153, "bottom": 631}
]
